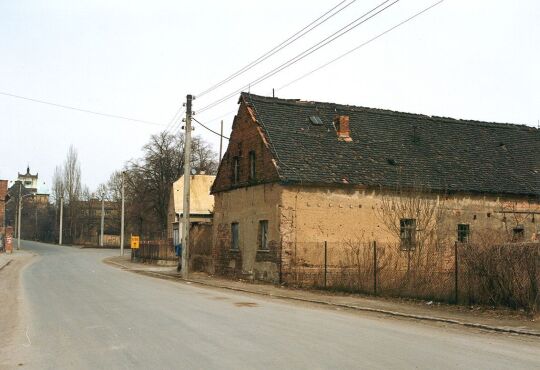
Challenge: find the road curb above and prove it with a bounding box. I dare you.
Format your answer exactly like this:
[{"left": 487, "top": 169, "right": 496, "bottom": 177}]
[
  {"left": 0, "top": 259, "right": 12, "bottom": 271},
  {"left": 105, "top": 258, "right": 540, "bottom": 338}
]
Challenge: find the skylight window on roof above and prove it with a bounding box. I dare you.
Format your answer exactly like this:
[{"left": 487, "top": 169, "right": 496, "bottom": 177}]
[{"left": 309, "top": 116, "right": 323, "bottom": 125}]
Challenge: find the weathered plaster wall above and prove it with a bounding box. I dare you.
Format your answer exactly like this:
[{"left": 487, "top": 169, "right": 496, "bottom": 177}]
[
  {"left": 279, "top": 185, "right": 540, "bottom": 269},
  {"left": 212, "top": 183, "right": 282, "bottom": 282}
]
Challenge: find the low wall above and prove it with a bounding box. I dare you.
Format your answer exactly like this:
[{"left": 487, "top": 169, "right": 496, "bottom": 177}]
[{"left": 189, "top": 223, "right": 213, "bottom": 273}]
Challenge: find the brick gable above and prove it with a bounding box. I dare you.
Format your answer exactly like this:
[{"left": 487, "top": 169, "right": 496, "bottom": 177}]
[{"left": 211, "top": 101, "right": 280, "bottom": 193}]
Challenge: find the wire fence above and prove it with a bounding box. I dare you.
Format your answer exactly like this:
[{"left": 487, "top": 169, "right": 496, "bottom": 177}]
[{"left": 284, "top": 240, "right": 540, "bottom": 311}]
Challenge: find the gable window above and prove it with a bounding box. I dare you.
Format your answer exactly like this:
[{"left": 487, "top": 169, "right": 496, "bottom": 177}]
[
  {"left": 457, "top": 224, "right": 470, "bottom": 243},
  {"left": 231, "top": 222, "right": 239, "bottom": 250},
  {"left": 258, "top": 220, "right": 269, "bottom": 250},
  {"left": 512, "top": 225, "right": 525, "bottom": 241},
  {"left": 232, "top": 156, "right": 240, "bottom": 184},
  {"left": 400, "top": 219, "right": 416, "bottom": 250},
  {"left": 249, "top": 151, "right": 256, "bottom": 180}
]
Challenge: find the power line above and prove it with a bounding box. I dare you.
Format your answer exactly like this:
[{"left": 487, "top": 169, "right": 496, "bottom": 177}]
[
  {"left": 279, "top": 0, "right": 446, "bottom": 91},
  {"left": 0, "top": 91, "right": 165, "bottom": 126},
  {"left": 170, "top": 108, "right": 237, "bottom": 138},
  {"left": 164, "top": 107, "right": 185, "bottom": 134},
  {"left": 196, "top": 0, "right": 356, "bottom": 98},
  {"left": 192, "top": 117, "right": 230, "bottom": 140},
  {"left": 197, "top": 0, "right": 399, "bottom": 114}
]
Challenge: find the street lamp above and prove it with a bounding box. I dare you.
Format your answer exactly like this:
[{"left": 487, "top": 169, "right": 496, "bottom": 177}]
[
  {"left": 100, "top": 192, "right": 105, "bottom": 247},
  {"left": 120, "top": 171, "right": 125, "bottom": 256}
]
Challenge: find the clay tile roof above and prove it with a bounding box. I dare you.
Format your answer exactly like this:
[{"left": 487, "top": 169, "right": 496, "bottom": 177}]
[{"left": 241, "top": 92, "right": 540, "bottom": 196}]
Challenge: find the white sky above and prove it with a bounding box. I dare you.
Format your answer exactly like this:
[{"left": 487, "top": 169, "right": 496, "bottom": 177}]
[{"left": 1, "top": 0, "right": 539, "bottom": 191}]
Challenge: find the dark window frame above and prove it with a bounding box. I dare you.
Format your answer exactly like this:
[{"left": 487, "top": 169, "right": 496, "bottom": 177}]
[
  {"left": 232, "top": 156, "right": 240, "bottom": 184},
  {"left": 400, "top": 218, "right": 416, "bottom": 251},
  {"left": 512, "top": 225, "right": 525, "bottom": 242},
  {"left": 258, "top": 220, "right": 269, "bottom": 251},
  {"left": 249, "top": 150, "right": 256, "bottom": 181},
  {"left": 457, "top": 224, "right": 470, "bottom": 243},
  {"left": 231, "top": 222, "right": 239, "bottom": 250}
]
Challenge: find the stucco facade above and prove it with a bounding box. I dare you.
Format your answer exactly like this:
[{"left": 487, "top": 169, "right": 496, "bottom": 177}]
[
  {"left": 212, "top": 183, "right": 540, "bottom": 283},
  {"left": 211, "top": 94, "right": 540, "bottom": 283}
]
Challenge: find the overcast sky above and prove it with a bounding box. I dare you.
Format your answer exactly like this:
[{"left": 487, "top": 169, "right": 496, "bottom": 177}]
[{"left": 1, "top": 0, "right": 539, "bottom": 192}]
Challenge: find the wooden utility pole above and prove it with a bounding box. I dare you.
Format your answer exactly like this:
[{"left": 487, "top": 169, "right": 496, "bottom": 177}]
[
  {"left": 100, "top": 195, "right": 105, "bottom": 247},
  {"left": 17, "top": 183, "right": 22, "bottom": 250},
  {"left": 120, "top": 171, "right": 125, "bottom": 256},
  {"left": 181, "top": 94, "right": 193, "bottom": 278},
  {"left": 59, "top": 196, "right": 63, "bottom": 245}
]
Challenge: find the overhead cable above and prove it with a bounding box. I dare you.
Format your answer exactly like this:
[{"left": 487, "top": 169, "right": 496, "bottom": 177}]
[
  {"left": 279, "top": 0, "right": 446, "bottom": 91},
  {"left": 196, "top": 0, "right": 356, "bottom": 98},
  {"left": 192, "top": 117, "right": 230, "bottom": 140},
  {"left": 197, "top": 0, "right": 399, "bottom": 114},
  {"left": 0, "top": 91, "right": 165, "bottom": 126}
]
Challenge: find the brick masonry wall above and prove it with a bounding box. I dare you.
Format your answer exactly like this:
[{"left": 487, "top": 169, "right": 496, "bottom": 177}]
[
  {"left": 0, "top": 180, "right": 8, "bottom": 234},
  {"left": 189, "top": 223, "right": 213, "bottom": 272}
]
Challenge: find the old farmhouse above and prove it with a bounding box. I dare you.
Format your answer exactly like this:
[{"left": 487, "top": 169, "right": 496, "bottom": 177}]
[{"left": 211, "top": 93, "right": 540, "bottom": 283}]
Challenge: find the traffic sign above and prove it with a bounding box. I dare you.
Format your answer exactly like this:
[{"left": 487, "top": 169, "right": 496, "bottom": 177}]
[{"left": 131, "top": 235, "right": 140, "bottom": 249}]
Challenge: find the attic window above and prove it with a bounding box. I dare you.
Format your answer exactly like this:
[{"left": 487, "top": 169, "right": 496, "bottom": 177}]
[
  {"left": 387, "top": 158, "right": 397, "bottom": 166},
  {"left": 309, "top": 116, "right": 323, "bottom": 125},
  {"left": 232, "top": 156, "right": 240, "bottom": 184}
]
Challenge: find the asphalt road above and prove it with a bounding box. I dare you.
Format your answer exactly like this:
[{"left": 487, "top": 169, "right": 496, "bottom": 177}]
[{"left": 2, "top": 240, "right": 540, "bottom": 369}]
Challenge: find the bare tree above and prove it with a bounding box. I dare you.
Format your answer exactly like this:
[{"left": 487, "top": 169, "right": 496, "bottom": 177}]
[
  {"left": 51, "top": 166, "right": 64, "bottom": 204},
  {"left": 122, "top": 131, "right": 219, "bottom": 235},
  {"left": 55, "top": 145, "right": 82, "bottom": 243},
  {"left": 63, "top": 145, "right": 82, "bottom": 206},
  {"left": 376, "top": 186, "right": 448, "bottom": 255}
]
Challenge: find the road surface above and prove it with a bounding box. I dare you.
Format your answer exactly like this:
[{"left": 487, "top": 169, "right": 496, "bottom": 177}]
[{"left": 1, "top": 240, "right": 539, "bottom": 369}]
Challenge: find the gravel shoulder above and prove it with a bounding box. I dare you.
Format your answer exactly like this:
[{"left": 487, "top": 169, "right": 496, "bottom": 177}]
[{"left": 0, "top": 251, "right": 36, "bottom": 368}]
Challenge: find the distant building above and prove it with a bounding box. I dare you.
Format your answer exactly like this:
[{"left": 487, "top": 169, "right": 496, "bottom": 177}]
[
  {"left": 17, "top": 166, "right": 39, "bottom": 191},
  {"left": 15, "top": 166, "right": 49, "bottom": 204},
  {"left": 0, "top": 179, "right": 8, "bottom": 237},
  {"left": 167, "top": 173, "right": 215, "bottom": 247}
]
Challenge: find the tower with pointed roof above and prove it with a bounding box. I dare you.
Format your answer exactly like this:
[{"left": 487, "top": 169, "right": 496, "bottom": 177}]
[{"left": 17, "top": 165, "right": 39, "bottom": 192}]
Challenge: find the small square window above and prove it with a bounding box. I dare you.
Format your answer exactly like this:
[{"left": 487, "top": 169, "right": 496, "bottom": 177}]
[
  {"left": 457, "top": 224, "right": 470, "bottom": 243},
  {"left": 400, "top": 219, "right": 416, "bottom": 250},
  {"left": 512, "top": 225, "right": 525, "bottom": 242},
  {"left": 258, "top": 220, "right": 268, "bottom": 250},
  {"left": 231, "top": 222, "right": 239, "bottom": 250}
]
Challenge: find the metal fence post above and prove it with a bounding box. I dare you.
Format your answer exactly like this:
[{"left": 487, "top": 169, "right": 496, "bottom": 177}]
[
  {"left": 373, "top": 241, "right": 377, "bottom": 296},
  {"left": 454, "top": 241, "right": 458, "bottom": 304},
  {"left": 324, "top": 241, "right": 328, "bottom": 288}
]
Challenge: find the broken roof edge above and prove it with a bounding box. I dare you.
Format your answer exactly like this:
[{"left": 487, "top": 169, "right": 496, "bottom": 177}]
[
  {"left": 238, "top": 93, "right": 290, "bottom": 183},
  {"left": 240, "top": 92, "right": 539, "bottom": 132}
]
